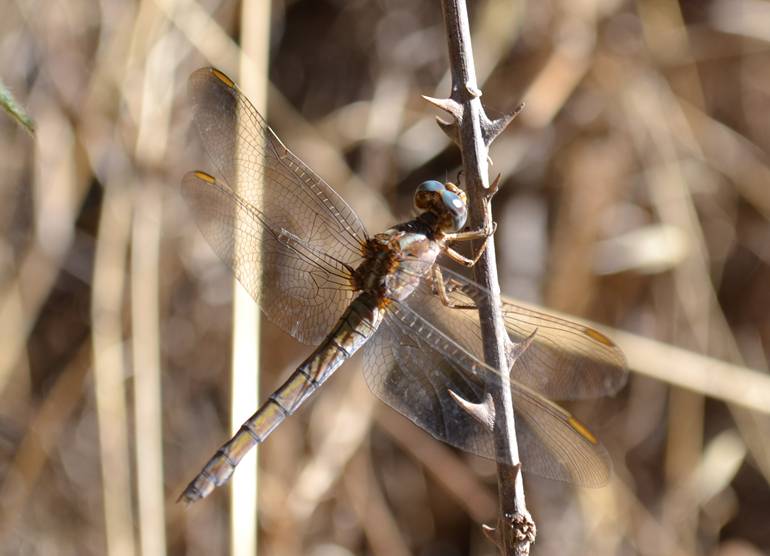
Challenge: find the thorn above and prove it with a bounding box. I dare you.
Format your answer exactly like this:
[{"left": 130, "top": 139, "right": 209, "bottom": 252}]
[
  {"left": 465, "top": 81, "right": 482, "bottom": 98},
  {"left": 481, "top": 102, "right": 525, "bottom": 147},
  {"left": 422, "top": 95, "right": 463, "bottom": 120},
  {"left": 486, "top": 173, "right": 503, "bottom": 198},
  {"left": 482, "top": 523, "right": 501, "bottom": 549},
  {"left": 507, "top": 329, "right": 538, "bottom": 374},
  {"left": 481, "top": 114, "right": 513, "bottom": 147},
  {"left": 436, "top": 117, "right": 460, "bottom": 145},
  {"left": 503, "top": 338, "right": 516, "bottom": 370},
  {"left": 447, "top": 390, "right": 495, "bottom": 432}
]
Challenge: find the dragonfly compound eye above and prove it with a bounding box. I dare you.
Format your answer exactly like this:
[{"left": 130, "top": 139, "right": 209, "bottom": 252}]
[
  {"left": 441, "top": 190, "right": 468, "bottom": 232},
  {"left": 414, "top": 180, "right": 445, "bottom": 210}
]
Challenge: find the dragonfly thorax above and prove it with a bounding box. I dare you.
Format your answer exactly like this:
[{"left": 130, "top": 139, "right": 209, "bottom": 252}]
[
  {"left": 351, "top": 180, "right": 467, "bottom": 302},
  {"left": 352, "top": 226, "right": 441, "bottom": 304}
]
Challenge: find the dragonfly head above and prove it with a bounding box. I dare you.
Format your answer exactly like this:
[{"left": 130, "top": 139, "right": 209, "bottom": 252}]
[{"left": 414, "top": 180, "right": 468, "bottom": 233}]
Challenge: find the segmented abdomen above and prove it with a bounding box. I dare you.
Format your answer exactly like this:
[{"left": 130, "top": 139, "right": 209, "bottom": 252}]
[{"left": 180, "top": 293, "right": 383, "bottom": 503}]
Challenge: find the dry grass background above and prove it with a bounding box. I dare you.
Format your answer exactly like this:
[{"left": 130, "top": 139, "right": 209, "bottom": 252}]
[{"left": 1, "top": 0, "right": 769, "bottom": 555}]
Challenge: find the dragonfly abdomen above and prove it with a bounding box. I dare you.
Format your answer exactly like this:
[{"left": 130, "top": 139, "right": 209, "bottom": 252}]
[{"left": 180, "top": 294, "right": 384, "bottom": 503}]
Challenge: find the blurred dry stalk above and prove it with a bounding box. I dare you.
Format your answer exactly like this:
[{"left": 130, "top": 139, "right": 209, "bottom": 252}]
[
  {"left": 228, "top": 1, "right": 271, "bottom": 555},
  {"left": 0, "top": 1, "right": 769, "bottom": 555}
]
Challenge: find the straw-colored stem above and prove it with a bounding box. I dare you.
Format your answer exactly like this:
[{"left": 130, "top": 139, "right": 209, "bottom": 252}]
[
  {"left": 92, "top": 185, "right": 136, "bottom": 556},
  {"left": 131, "top": 185, "right": 166, "bottom": 556},
  {"left": 229, "top": 2, "right": 271, "bottom": 555}
]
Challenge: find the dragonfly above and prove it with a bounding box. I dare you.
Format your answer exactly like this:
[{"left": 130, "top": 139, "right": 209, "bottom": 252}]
[{"left": 179, "top": 67, "right": 627, "bottom": 503}]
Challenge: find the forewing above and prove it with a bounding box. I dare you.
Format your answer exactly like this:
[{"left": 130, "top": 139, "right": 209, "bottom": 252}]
[
  {"left": 187, "top": 67, "right": 367, "bottom": 269},
  {"left": 182, "top": 171, "right": 357, "bottom": 344},
  {"left": 363, "top": 305, "right": 612, "bottom": 486},
  {"left": 428, "top": 265, "right": 628, "bottom": 400}
]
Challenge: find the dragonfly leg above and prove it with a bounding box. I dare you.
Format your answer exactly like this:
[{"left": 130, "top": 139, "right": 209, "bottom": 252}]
[
  {"left": 443, "top": 220, "right": 497, "bottom": 244},
  {"left": 443, "top": 244, "right": 485, "bottom": 267},
  {"left": 442, "top": 222, "right": 497, "bottom": 267},
  {"left": 431, "top": 265, "right": 477, "bottom": 310}
]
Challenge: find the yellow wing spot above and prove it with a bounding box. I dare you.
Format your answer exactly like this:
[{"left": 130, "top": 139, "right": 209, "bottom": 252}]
[
  {"left": 211, "top": 68, "right": 235, "bottom": 89},
  {"left": 568, "top": 416, "right": 598, "bottom": 445},
  {"left": 193, "top": 170, "right": 216, "bottom": 184},
  {"left": 583, "top": 327, "right": 615, "bottom": 347}
]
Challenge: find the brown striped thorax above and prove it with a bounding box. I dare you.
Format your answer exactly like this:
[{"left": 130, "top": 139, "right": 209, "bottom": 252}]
[{"left": 352, "top": 180, "right": 468, "bottom": 303}]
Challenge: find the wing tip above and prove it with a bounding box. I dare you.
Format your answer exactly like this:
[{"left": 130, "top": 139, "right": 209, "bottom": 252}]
[
  {"left": 191, "top": 170, "right": 216, "bottom": 184},
  {"left": 209, "top": 67, "right": 236, "bottom": 88},
  {"left": 181, "top": 171, "right": 218, "bottom": 196},
  {"left": 188, "top": 67, "right": 238, "bottom": 101},
  {"left": 568, "top": 415, "right": 599, "bottom": 446},
  {"left": 582, "top": 327, "right": 617, "bottom": 348},
  {"left": 190, "top": 66, "right": 236, "bottom": 88}
]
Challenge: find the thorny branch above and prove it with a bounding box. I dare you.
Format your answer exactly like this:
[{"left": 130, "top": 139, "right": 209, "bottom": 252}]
[{"left": 429, "top": 1, "right": 534, "bottom": 554}]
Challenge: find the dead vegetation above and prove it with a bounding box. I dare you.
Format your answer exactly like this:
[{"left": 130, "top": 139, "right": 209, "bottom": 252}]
[{"left": 0, "top": 0, "right": 769, "bottom": 554}]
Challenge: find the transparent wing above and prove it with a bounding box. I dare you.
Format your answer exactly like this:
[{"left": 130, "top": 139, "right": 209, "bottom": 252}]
[
  {"left": 363, "top": 305, "right": 612, "bottom": 486},
  {"left": 187, "top": 66, "right": 367, "bottom": 271},
  {"left": 184, "top": 67, "right": 370, "bottom": 343},
  {"left": 363, "top": 318, "right": 496, "bottom": 459},
  {"left": 182, "top": 171, "right": 358, "bottom": 344},
  {"left": 425, "top": 265, "right": 628, "bottom": 400}
]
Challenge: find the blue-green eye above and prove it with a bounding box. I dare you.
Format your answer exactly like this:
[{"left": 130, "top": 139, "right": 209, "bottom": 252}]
[
  {"left": 414, "top": 180, "right": 446, "bottom": 210},
  {"left": 417, "top": 180, "right": 445, "bottom": 194},
  {"left": 441, "top": 190, "right": 467, "bottom": 231}
]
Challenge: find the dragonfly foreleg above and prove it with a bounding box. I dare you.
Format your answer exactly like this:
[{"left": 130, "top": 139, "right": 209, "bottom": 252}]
[{"left": 441, "top": 221, "right": 497, "bottom": 267}]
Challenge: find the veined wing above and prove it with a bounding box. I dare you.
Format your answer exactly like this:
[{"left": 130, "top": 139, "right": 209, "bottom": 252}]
[
  {"left": 362, "top": 265, "right": 625, "bottom": 485},
  {"left": 182, "top": 171, "right": 358, "bottom": 344},
  {"left": 422, "top": 265, "right": 627, "bottom": 400},
  {"left": 185, "top": 67, "right": 369, "bottom": 343},
  {"left": 188, "top": 68, "right": 367, "bottom": 261},
  {"left": 363, "top": 304, "right": 612, "bottom": 486}
]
